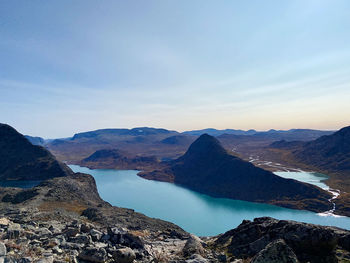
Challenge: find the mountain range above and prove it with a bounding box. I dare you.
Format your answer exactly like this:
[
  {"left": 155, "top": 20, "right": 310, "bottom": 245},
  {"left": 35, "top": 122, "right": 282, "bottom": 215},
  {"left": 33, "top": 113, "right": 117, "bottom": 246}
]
[
  {"left": 183, "top": 128, "right": 334, "bottom": 140},
  {"left": 44, "top": 126, "right": 334, "bottom": 165}
]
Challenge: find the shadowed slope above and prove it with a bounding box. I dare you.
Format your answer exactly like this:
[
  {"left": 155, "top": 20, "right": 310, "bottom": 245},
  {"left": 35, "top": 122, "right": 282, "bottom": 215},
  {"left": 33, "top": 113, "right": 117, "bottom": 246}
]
[
  {"left": 0, "top": 123, "right": 72, "bottom": 180},
  {"left": 294, "top": 126, "right": 350, "bottom": 173}
]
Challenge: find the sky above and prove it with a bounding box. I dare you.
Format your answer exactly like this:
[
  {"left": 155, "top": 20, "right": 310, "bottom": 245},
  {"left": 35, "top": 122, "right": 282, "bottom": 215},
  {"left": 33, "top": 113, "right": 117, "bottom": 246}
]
[{"left": 1, "top": 0, "right": 350, "bottom": 138}]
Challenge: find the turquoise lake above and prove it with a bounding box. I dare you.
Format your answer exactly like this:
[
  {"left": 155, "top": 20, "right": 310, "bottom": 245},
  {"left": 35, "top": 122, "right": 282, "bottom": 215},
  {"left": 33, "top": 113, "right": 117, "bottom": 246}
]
[{"left": 70, "top": 165, "right": 350, "bottom": 236}]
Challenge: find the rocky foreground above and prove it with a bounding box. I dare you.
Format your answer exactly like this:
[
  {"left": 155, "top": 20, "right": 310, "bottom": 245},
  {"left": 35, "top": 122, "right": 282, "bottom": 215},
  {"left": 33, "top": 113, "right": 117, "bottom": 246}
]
[{"left": 1, "top": 206, "right": 350, "bottom": 263}]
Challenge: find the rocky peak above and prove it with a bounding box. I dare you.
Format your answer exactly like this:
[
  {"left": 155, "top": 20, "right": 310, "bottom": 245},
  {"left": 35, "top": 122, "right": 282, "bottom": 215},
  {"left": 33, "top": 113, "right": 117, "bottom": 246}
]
[{"left": 179, "top": 133, "right": 228, "bottom": 162}]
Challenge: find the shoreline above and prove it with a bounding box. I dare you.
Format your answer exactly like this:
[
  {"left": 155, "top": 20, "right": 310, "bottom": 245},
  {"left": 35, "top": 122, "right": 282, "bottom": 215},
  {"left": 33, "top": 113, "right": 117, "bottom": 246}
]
[{"left": 247, "top": 155, "right": 343, "bottom": 217}]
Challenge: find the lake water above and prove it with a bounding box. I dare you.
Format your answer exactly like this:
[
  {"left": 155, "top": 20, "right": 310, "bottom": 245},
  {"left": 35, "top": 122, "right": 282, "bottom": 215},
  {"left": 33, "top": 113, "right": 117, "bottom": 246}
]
[
  {"left": 274, "top": 171, "right": 330, "bottom": 190},
  {"left": 69, "top": 165, "right": 350, "bottom": 236}
]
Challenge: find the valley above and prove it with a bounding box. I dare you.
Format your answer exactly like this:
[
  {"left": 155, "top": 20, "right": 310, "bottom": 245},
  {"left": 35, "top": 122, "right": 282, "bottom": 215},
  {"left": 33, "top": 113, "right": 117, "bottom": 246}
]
[
  {"left": 40, "top": 125, "right": 350, "bottom": 217},
  {"left": 1, "top": 123, "right": 350, "bottom": 262}
]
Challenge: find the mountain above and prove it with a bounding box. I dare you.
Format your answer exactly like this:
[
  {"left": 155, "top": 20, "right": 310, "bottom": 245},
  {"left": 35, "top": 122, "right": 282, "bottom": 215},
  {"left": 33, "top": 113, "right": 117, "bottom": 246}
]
[
  {"left": 25, "top": 135, "right": 46, "bottom": 146},
  {"left": 72, "top": 127, "right": 175, "bottom": 140},
  {"left": 80, "top": 149, "right": 159, "bottom": 170},
  {"left": 255, "top": 129, "right": 335, "bottom": 141},
  {"left": 183, "top": 128, "right": 257, "bottom": 136},
  {"left": 46, "top": 127, "right": 188, "bottom": 163},
  {"left": 140, "top": 134, "right": 332, "bottom": 212},
  {"left": 0, "top": 123, "right": 72, "bottom": 180},
  {"left": 294, "top": 126, "right": 350, "bottom": 173}
]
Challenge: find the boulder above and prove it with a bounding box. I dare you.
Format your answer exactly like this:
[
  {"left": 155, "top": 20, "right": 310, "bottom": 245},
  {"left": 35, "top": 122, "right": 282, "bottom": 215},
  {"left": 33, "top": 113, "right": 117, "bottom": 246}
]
[
  {"left": 251, "top": 239, "right": 299, "bottom": 263},
  {"left": 0, "top": 242, "right": 6, "bottom": 256},
  {"left": 112, "top": 247, "right": 136, "bottom": 263},
  {"left": 0, "top": 218, "right": 10, "bottom": 227},
  {"left": 69, "top": 234, "right": 92, "bottom": 245},
  {"left": 63, "top": 227, "right": 80, "bottom": 238},
  {"left": 35, "top": 228, "right": 52, "bottom": 236},
  {"left": 183, "top": 235, "right": 205, "bottom": 257},
  {"left": 80, "top": 223, "right": 92, "bottom": 233},
  {"left": 7, "top": 223, "right": 22, "bottom": 239},
  {"left": 185, "top": 254, "right": 209, "bottom": 263},
  {"left": 108, "top": 228, "right": 144, "bottom": 249},
  {"left": 90, "top": 229, "right": 103, "bottom": 242},
  {"left": 78, "top": 247, "right": 107, "bottom": 263}
]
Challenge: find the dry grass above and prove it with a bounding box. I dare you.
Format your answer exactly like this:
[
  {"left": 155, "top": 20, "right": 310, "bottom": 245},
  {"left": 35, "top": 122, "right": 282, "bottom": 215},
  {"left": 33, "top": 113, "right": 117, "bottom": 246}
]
[
  {"left": 38, "top": 201, "right": 87, "bottom": 214},
  {"left": 129, "top": 229, "right": 150, "bottom": 238}
]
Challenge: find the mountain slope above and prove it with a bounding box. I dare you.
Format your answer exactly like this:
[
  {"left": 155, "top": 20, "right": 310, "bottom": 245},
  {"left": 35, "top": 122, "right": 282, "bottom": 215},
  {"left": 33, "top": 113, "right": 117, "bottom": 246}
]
[
  {"left": 0, "top": 123, "right": 72, "bottom": 180},
  {"left": 140, "top": 134, "right": 332, "bottom": 212},
  {"left": 294, "top": 126, "right": 350, "bottom": 173},
  {"left": 25, "top": 135, "right": 46, "bottom": 146},
  {"left": 160, "top": 135, "right": 196, "bottom": 146},
  {"left": 80, "top": 149, "right": 159, "bottom": 170}
]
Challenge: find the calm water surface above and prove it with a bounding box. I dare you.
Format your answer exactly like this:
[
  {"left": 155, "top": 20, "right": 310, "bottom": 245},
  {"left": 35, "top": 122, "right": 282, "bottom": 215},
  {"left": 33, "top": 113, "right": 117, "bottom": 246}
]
[
  {"left": 275, "top": 171, "right": 329, "bottom": 190},
  {"left": 70, "top": 165, "right": 350, "bottom": 236}
]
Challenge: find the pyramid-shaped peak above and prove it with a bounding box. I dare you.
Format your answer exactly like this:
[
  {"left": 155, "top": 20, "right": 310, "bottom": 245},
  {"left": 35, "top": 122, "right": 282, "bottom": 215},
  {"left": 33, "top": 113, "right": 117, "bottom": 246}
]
[{"left": 182, "top": 133, "right": 227, "bottom": 159}]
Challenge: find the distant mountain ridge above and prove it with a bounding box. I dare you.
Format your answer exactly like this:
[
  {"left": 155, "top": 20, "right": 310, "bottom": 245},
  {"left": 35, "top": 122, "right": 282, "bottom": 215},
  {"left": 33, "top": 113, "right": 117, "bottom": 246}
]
[
  {"left": 294, "top": 126, "right": 350, "bottom": 173},
  {"left": 72, "top": 127, "right": 176, "bottom": 140},
  {"left": 184, "top": 128, "right": 334, "bottom": 141},
  {"left": 140, "top": 134, "right": 332, "bottom": 212},
  {"left": 0, "top": 123, "right": 72, "bottom": 180},
  {"left": 183, "top": 128, "right": 257, "bottom": 136},
  {"left": 45, "top": 126, "right": 335, "bottom": 165},
  {"left": 25, "top": 135, "right": 46, "bottom": 146}
]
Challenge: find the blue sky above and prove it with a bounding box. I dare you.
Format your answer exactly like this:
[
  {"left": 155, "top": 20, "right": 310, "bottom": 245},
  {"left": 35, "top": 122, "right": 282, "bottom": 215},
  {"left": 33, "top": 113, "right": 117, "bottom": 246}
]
[{"left": 1, "top": 0, "right": 350, "bottom": 138}]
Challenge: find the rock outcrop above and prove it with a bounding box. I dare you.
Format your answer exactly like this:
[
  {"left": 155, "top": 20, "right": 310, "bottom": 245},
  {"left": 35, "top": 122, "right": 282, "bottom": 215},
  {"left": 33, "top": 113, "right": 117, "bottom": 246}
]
[
  {"left": 214, "top": 217, "right": 350, "bottom": 263},
  {"left": 251, "top": 239, "right": 299, "bottom": 263},
  {"left": 0, "top": 214, "right": 349, "bottom": 263}
]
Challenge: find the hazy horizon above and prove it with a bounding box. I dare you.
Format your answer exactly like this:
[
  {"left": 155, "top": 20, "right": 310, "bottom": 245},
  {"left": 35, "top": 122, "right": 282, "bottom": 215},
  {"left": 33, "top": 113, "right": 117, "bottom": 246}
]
[
  {"left": 13, "top": 125, "right": 338, "bottom": 140},
  {"left": 1, "top": 1, "right": 350, "bottom": 137}
]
